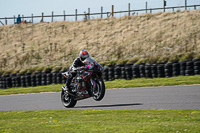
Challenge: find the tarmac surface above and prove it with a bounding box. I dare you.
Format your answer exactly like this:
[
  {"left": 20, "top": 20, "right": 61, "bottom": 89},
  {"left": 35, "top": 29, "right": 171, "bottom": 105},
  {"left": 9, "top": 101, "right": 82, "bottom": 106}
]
[{"left": 0, "top": 85, "right": 200, "bottom": 111}]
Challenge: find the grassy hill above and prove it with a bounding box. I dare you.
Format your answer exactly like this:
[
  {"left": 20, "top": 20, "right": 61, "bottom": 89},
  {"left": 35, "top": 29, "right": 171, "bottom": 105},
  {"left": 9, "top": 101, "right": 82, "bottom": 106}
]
[{"left": 0, "top": 10, "right": 200, "bottom": 74}]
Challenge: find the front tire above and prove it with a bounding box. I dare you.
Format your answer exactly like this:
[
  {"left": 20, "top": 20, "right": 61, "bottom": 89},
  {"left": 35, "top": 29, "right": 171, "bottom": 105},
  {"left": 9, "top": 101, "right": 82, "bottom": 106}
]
[
  {"left": 93, "top": 78, "right": 105, "bottom": 101},
  {"left": 61, "top": 90, "right": 77, "bottom": 108}
]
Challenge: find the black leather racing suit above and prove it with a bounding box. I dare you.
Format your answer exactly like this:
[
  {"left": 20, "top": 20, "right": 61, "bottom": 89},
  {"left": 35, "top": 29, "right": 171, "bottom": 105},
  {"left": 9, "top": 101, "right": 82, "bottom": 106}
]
[{"left": 66, "top": 57, "right": 85, "bottom": 89}]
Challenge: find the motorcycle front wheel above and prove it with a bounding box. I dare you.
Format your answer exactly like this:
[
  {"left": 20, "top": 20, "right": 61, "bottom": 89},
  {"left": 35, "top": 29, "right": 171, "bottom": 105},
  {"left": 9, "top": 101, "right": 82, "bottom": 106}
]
[
  {"left": 61, "top": 90, "right": 77, "bottom": 108},
  {"left": 93, "top": 78, "right": 105, "bottom": 101}
]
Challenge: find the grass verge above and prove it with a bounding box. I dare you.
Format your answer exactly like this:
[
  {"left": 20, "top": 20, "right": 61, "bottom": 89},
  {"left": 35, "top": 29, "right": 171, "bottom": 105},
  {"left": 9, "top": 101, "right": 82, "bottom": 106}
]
[
  {"left": 0, "top": 75, "right": 200, "bottom": 95},
  {"left": 0, "top": 110, "right": 199, "bottom": 133}
]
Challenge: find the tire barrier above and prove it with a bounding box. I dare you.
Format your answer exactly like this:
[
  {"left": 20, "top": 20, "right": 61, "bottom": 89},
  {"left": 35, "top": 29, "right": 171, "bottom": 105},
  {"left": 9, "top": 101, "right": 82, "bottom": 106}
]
[
  {"left": 125, "top": 64, "right": 132, "bottom": 80},
  {"left": 185, "top": 61, "right": 194, "bottom": 76},
  {"left": 194, "top": 61, "right": 200, "bottom": 75},
  {"left": 36, "top": 73, "right": 42, "bottom": 86},
  {"left": 6, "top": 76, "right": 12, "bottom": 89},
  {"left": 0, "top": 58, "right": 200, "bottom": 89},
  {"left": 52, "top": 71, "right": 57, "bottom": 84},
  {"left": 16, "top": 75, "right": 21, "bottom": 87},
  {"left": 102, "top": 67, "right": 108, "bottom": 81},
  {"left": 46, "top": 73, "right": 52, "bottom": 85},
  {"left": 132, "top": 64, "right": 140, "bottom": 79},
  {"left": 157, "top": 64, "right": 165, "bottom": 78},
  {"left": 56, "top": 72, "right": 62, "bottom": 84},
  {"left": 145, "top": 65, "right": 152, "bottom": 78},
  {"left": 164, "top": 63, "right": 173, "bottom": 78},
  {"left": 31, "top": 74, "right": 36, "bottom": 87},
  {"left": 173, "top": 62, "right": 180, "bottom": 77},
  {"left": 25, "top": 74, "right": 31, "bottom": 87},
  {"left": 11, "top": 77, "right": 16, "bottom": 88},
  {"left": 0, "top": 76, "right": 2, "bottom": 89},
  {"left": 10, "top": 74, "right": 16, "bottom": 88},
  {"left": 41, "top": 72, "right": 47, "bottom": 86},
  {"left": 180, "top": 61, "right": 186, "bottom": 76},
  {"left": 108, "top": 65, "right": 114, "bottom": 81},
  {"left": 151, "top": 64, "right": 158, "bottom": 78},
  {"left": 2, "top": 76, "right": 6, "bottom": 89},
  {"left": 20, "top": 75, "right": 26, "bottom": 87},
  {"left": 121, "top": 66, "right": 126, "bottom": 79},
  {"left": 114, "top": 65, "right": 121, "bottom": 80},
  {"left": 139, "top": 64, "right": 145, "bottom": 78}
]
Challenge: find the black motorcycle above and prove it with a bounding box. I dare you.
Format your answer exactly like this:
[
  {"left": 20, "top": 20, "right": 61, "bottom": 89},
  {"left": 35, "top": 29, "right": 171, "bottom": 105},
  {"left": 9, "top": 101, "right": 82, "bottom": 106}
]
[{"left": 61, "top": 57, "right": 105, "bottom": 108}]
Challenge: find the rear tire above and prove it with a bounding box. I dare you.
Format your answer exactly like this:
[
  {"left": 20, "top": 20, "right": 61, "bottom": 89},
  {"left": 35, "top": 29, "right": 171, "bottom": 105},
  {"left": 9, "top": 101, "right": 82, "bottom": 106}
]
[
  {"left": 61, "top": 90, "right": 77, "bottom": 108},
  {"left": 93, "top": 78, "right": 105, "bottom": 101}
]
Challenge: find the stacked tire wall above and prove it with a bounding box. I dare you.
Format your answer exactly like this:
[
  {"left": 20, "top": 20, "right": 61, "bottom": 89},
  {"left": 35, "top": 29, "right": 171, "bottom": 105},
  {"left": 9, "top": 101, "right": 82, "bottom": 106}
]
[
  {"left": 125, "top": 64, "right": 132, "bottom": 80},
  {"left": 102, "top": 59, "right": 200, "bottom": 81},
  {"left": 186, "top": 61, "right": 194, "bottom": 76},
  {"left": 157, "top": 64, "right": 165, "bottom": 78},
  {"left": 132, "top": 64, "right": 140, "bottom": 78},
  {"left": 194, "top": 61, "right": 200, "bottom": 75},
  {"left": 114, "top": 65, "right": 121, "bottom": 80},
  {"left": 164, "top": 63, "right": 173, "bottom": 78},
  {"left": 0, "top": 59, "right": 200, "bottom": 89}
]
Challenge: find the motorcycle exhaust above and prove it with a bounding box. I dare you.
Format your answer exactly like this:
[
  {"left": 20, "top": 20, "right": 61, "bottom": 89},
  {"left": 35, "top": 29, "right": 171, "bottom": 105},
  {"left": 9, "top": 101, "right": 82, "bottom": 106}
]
[{"left": 66, "top": 91, "right": 77, "bottom": 97}]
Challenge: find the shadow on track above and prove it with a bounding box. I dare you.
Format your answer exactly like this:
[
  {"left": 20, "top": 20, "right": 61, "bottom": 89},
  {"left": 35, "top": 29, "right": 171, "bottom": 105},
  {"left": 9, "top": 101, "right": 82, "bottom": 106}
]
[{"left": 75, "top": 103, "right": 143, "bottom": 108}]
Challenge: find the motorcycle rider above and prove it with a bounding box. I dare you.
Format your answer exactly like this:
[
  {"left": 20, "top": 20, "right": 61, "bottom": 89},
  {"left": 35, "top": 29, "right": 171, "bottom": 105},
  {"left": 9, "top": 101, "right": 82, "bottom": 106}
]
[{"left": 63, "top": 50, "right": 90, "bottom": 92}]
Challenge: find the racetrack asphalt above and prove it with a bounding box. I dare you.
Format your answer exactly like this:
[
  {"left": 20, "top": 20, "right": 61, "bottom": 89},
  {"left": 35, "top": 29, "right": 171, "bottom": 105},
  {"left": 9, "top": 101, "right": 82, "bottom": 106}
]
[{"left": 0, "top": 85, "right": 200, "bottom": 111}]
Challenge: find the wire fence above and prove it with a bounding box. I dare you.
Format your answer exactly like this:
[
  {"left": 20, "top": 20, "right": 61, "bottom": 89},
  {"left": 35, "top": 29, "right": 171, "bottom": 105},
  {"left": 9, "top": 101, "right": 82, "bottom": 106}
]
[{"left": 0, "top": 3, "right": 200, "bottom": 25}]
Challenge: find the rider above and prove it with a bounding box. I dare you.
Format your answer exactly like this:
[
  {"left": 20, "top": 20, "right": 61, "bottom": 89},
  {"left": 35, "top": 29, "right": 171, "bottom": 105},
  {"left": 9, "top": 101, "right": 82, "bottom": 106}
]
[{"left": 64, "top": 50, "right": 90, "bottom": 92}]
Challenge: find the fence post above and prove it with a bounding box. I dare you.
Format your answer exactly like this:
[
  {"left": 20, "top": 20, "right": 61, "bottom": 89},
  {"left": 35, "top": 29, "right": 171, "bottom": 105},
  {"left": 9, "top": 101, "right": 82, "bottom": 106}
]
[
  {"left": 194, "top": 5, "right": 196, "bottom": 10},
  {"left": 5, "top": 17, "right": 7, "bottom": 25},
  {"left": 41, "top": 12, "right": 44, "bottom": 22},
  {"left": 101, "top": 6, "right": 103, "bottom": 18},
  {"left": 111, "top": 5, "right": 114, "bottom": 17},
  {"left": 51, "top": 11, "right": 54, "bottom": 22},
  {"left": 146, "top": 2, "right": 148, "bottom": 13},
  {"left": 64, "top": 10, "right": 66, "bottom": 21},
  {"left": 22, "top": 15, "right": 24, "bottom": 22},
  {"left": 185, "top": 0, "right": 187, "bottom": 10},
  {"left": 75, "top": 9, "right": 77, "bottom": 21},
  {"left": 14, "top": 15, "right": 15, "bottom": 24},
  {"left": 128, "top": 3, "right": 130, "bottom": 16},
  {"left": 88, "top": 8, "right": 90, "bottom": 20},
  {"left": 163, "top": 0, "right": 166, "bottom": 12},
  {"left": 32, "top": 14, "right": 33, "bottom": 23},
  {"left": 0, "top": 21, "right": 4, "bottom": 25}
]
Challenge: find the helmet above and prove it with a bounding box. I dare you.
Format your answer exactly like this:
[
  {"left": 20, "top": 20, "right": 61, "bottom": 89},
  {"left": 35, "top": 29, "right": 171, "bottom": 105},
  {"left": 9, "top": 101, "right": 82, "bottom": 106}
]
[{"left": 79, "top": 50, "right": 89, "bottom": 61}]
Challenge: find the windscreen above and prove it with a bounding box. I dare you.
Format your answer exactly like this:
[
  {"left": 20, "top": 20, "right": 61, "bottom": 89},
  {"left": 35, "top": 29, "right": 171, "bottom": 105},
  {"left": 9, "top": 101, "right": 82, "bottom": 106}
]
[{"left": 83, "top": 57, "right": 96, "bottom": 65}]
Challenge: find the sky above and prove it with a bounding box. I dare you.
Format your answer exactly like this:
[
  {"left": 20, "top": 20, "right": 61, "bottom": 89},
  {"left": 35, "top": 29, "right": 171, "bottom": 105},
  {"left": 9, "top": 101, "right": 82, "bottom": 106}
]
[{"left": 0, "top": 0, "right": 199, "bottom": 24}]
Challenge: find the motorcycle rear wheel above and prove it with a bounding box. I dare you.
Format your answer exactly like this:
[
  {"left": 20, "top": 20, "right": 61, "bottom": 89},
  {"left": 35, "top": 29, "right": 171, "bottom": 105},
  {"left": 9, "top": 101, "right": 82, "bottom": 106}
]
[
  {"left": 93, "top": 78, "right": 105, "bottom": 101},
  {"left": 61, "top": 90, "right": 77, "bottom": 108}
]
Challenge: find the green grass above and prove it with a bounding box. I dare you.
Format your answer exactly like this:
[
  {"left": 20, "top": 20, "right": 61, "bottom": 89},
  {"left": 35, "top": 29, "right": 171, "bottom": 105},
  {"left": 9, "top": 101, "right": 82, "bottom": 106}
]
[
  {"left": 0, "top": 84, "right": 62, "bottom": 95},
  {"left": 0, "top": 110, "right": 199, "bottom": 133},
  {"left": 105, "top": 75, "right": 200, "bottom": 89},
  {"left": 0, "top": 75, "right": 200, "bottom": 95}
]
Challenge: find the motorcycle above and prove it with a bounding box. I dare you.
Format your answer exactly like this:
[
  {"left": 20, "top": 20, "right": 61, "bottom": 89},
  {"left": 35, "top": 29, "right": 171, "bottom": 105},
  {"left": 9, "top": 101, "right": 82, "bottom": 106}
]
[{"left": 61, "top": 57, "right": 106, "bottom": 108}]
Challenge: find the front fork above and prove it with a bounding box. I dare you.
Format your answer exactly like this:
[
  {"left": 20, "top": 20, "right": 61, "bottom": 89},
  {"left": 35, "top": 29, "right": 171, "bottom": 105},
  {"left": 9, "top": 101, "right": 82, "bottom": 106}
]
[
  {"left": 90, "top": 79, "right": 98, "bottom": 95},
  {"left": 62, "top": 86, "right": 76, "bottom": 97},
  {"left": 91, "top": 79, "right": 97, "bottom": 90}
]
